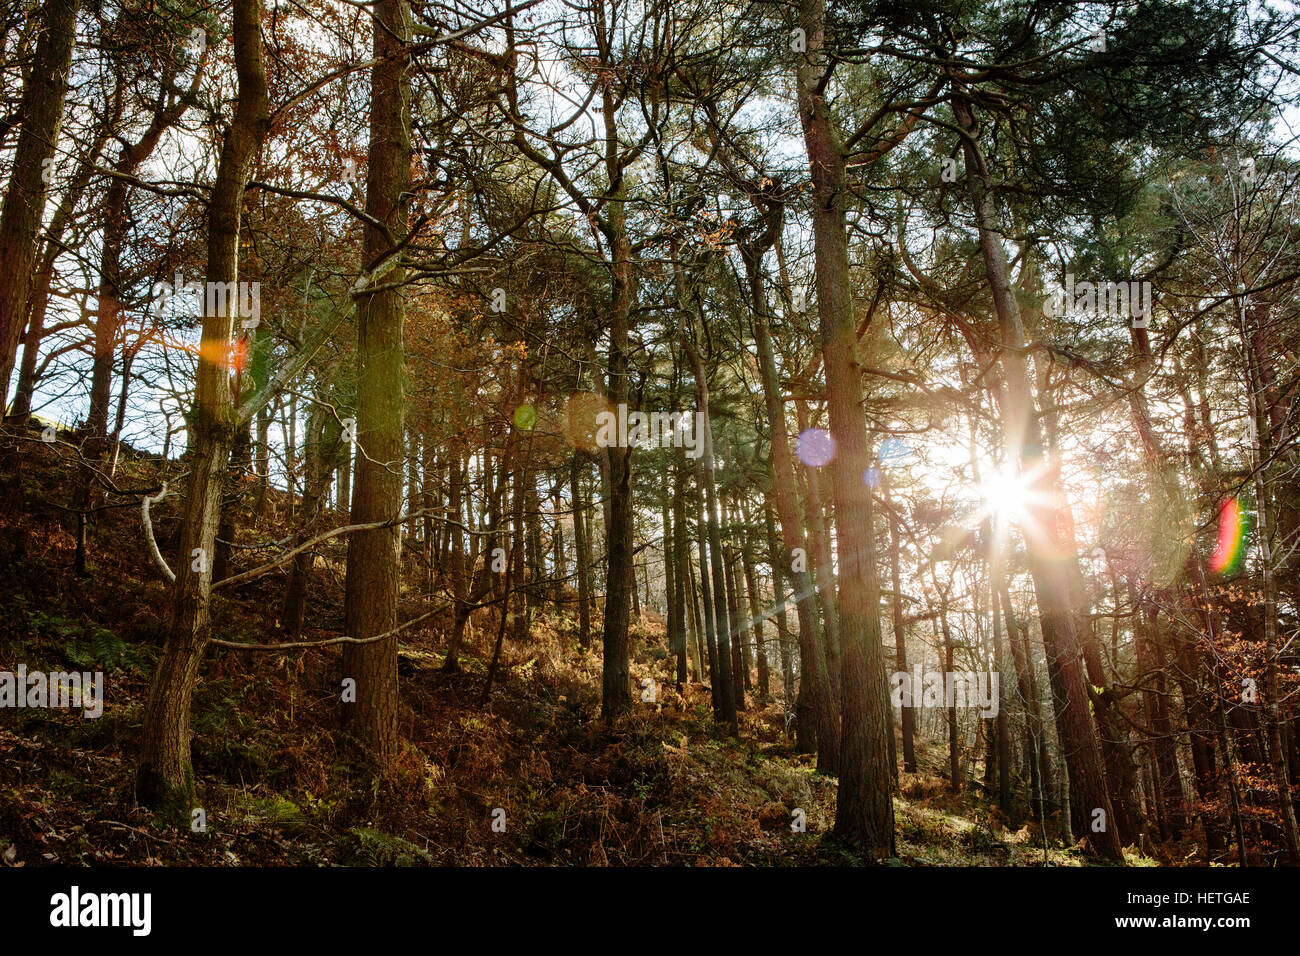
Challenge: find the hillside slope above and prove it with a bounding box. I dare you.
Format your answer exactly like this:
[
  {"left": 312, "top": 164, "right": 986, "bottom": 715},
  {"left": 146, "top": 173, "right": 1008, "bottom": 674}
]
[{"left": 0, "top": 434, "right": 1112, "bottom": 866}]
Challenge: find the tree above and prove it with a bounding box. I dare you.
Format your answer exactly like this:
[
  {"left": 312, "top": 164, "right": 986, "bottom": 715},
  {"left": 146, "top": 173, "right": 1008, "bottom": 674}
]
[
  {"left": 338, "top": 0, "right": 412, "bottom": 767},
  {"left": 0, "top": 0, "right": 79, "bottom": 407},
  {"left": 137, "top": 0, "right": 271, "bottom": 811}
]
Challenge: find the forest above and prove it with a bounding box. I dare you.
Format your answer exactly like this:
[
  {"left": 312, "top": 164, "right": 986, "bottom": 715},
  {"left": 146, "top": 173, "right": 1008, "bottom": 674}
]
[{"left": 1, "top": 0, "right": 1299, "bottom": 872}]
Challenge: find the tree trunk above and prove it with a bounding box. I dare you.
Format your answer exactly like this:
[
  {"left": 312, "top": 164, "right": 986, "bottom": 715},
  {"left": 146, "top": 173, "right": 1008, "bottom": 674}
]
[
  {"left": 108, "top": 346, "right": 136, "bottom": 478},
  {"left": 0, "top": 0, "right": 79, "bottom": 394},
  {"left": 442, "top": 451, "right": 470, "bottom": 672},
  {"left": 741, "top": 525, "right": 769, "bottom": 701},
  {"left": 935, "top": 598, "right": 960, "bottom": 792},
  {"left": 765, "top": 504, "right": 797, "bottom": 736},
  {"left": 797, "top": 0, "right": 893, "bottom": 855},
  {"left": 685, "top": 555, "right": 706, "bottom": 684},
  {"left": 669, "top": 451, "right": 689, "bottom": 688},
  {"left": 255, "top": 404, "right": 271, "bottom": 516},
  {"left": 422, "top": 444, "right": 437, "bottom": 599},
  {"left": 796, "top": 401, "right": 843, "bottom": 720},
  {"left": 212, "top": 422, "right": 250, "bottom": 583},
  {"left": 482, "top": 468, "right": 523, "bottom": 702},
  {"left": 340, "top": 0, "right": 411, "bottom": 767},
  {"left": 569, "top": 455, "right": 592, "bottom": 648},
  {"left": 693, "top": 457, "right": 720, "bottom": 706},
  {"left": 1131, "top": 580, "right": 1185, "bottom": 841},
  {"left": 136, "top": 0, "right": 269, "bottom": 813},
  {"left": 726, "top": 502, "right": 754, "bottom": 696},
  {"left": 524, "top": 463, "right": 541, "bottom": 618},
  {"left": 750, "top": 257, "right": 832, "bottom": 757},
  {"left": 885, "top": 481, "right": 916, "bottom": 773},
  {"left": 336, "top": 429, "right": 351, "bottom": 513},
  {"left": 552, "top": 487, "right": 565, "bottom": 611},
  {"left": 992, "top": 562, "right": 1012, "bottom": 814},
  {"left": 282, "top": 408, "right": 341, "bottom": 637},
  {"left": 722, "top": 542, "right": 747, "bottom": 712},
  {"left": 662, "top": 486, "right": 676, "bottom": 652},
  {"left": 1003, "top": 587, "right": 1050, "bottom": 824},
  {"left": 686, "top": 354, "right": 737, "bottom": 733},
  {"left": 598, "top": 228, "right": 634, "bottom": 719}
]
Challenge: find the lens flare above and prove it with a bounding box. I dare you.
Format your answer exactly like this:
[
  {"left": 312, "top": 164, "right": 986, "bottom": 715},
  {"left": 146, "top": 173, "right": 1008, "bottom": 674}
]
[
  {"left": 514, "top": 404, "right": 537, "bottom": 430},
  {"left": 796, "top": 428, "right": 835, "bottom": 467},
  {"left": 1209, "top": 497, "right": 1247, "bottom": 574},
  {"left": 979, "top": 465, "right": 1029, "bottom": 523},
  {"left": 228, "top": 336, "right": 249, "bottom": 375}
]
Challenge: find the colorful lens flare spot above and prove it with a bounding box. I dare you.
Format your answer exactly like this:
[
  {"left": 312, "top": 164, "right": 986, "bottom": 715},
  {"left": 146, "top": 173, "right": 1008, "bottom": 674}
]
[
  {"left": 514, "top": 404, "right": 537, "bottom": 430},
  {"left": 1209, "top": 497, "right": 1248, "bottom": 574},
  {"left": 796, "top": 429, "right": 835, "bottom": 467},
  {"left": 863, "top": 466, "right": 882, "bottom": 488}
]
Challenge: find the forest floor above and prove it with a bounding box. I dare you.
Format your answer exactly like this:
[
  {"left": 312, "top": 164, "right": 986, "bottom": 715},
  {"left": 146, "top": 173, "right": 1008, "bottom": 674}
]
[{"left": 0, "top": 427, "right": 1136, "bottom": 866}]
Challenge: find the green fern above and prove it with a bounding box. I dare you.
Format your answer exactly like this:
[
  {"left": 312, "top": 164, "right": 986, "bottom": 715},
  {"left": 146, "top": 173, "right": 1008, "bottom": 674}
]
[
  {"left": 348, "top": 827, "right": 433, "bottom": 866},
  {"left": 63, "top": 628, "right": 134, "bottom": 671},
  {"left": 92, "top": 628, "right": 126, "bottom": 666}
]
